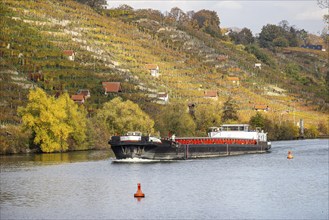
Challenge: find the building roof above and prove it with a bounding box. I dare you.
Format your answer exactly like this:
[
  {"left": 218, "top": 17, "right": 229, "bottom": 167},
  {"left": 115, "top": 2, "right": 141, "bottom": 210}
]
[
  {"left": 103, "top": 82, "right": 122, "bottom": 93},
  {"left": 204, "top": 90, "right": 217, "bottom": 97},
  {"left": 63, "top": 50, "right": 75, "bottom": 56},
  {"left": 254, "top": 104, "right": 269, "bottom": 110},
  {"left": 227, "top": 76, "right": 239, "bottom": 81},
  {"left": 157, "top": 93, "right": 168, "bottom": 98},
  {"left": 145, "top": 64, "right": 158, "bottom": 70},
  {"left": 71, "top": 94, "right": 84, "bottom": 102}
]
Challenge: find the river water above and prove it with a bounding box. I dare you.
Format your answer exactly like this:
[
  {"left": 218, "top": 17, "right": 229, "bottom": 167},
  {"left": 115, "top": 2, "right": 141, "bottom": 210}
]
[{"left": 1, "top": 139, "right": 328, "bottom": 219}]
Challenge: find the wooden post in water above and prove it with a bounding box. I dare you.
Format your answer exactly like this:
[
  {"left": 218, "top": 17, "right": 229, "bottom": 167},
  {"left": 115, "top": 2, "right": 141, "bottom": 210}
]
[{"left": 185, "top": 144, "right": 189, "bottom": 160}]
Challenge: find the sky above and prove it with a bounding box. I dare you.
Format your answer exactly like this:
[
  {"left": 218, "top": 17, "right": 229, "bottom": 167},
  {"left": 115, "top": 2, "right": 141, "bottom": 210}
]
[{"left": 106, "top": 0, "right": 328, "bottom": 35}]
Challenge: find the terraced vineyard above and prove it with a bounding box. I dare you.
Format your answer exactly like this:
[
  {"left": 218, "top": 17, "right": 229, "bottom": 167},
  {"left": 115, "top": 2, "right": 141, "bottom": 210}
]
[{"left": 0, "top": 0, "right": 328, "bottom": 153}]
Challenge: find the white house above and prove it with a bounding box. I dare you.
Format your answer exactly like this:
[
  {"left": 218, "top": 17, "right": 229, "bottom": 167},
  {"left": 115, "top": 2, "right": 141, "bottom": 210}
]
[
  {"left": 63, "top": 50, "right": 75, "bottom": 61},
  {"left": 254, "top": 63, "right": 262, "bottom": 69},
  {"left": 145, "top": 64, "right": 160, "bottom": 77},
  {"left": 157, "top": 92, "right": 169, "bottom": 104}
]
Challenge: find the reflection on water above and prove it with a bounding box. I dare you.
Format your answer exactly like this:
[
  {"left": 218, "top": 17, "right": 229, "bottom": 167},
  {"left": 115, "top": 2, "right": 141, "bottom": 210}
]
[
  {"left": 0, "top": 150, "right": 113, "bottom": 167},
  {"left": 33, "top": 150, "right": 113, "bottom": 163}
]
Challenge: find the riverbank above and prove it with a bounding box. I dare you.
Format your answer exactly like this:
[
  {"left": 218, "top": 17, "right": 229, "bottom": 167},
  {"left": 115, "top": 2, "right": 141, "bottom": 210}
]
[
  {"left": 0, "top": 125, "right": 112, "bottom": 155},
  {"left": 1, "top": 123, "right": 327, "bottom": 155}
]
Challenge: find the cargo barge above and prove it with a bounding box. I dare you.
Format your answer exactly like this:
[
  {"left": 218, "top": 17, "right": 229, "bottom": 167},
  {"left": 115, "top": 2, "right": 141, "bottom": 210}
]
[{"left": 109, "top": 124, "right": 271, "bottom": 160}]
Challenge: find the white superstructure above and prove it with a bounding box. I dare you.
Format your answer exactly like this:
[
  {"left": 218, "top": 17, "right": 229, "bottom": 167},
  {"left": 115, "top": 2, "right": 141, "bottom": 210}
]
[
  {"left": 120, "top": 131, "right": 142, "bottom": 142},
  {"left": 120, "top": 131, "right": 161, "bottom": 143},
  {"left": 208, "top": 124, "right": 268, "bottom": 142}
]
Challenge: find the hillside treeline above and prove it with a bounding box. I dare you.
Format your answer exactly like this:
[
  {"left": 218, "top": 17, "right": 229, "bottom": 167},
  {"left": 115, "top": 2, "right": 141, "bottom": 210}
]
[{"left": 1, "top": 88, "right": 325, "bottom": 154}]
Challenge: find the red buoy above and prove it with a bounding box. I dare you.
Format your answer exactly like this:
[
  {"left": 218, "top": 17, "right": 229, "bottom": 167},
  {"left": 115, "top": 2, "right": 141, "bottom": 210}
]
[
  {"left": 287, "top": 151, "right": 294, "bottom": 159},
  {"left": 134, "top": 183, "right": 145, "bottom": 198}
]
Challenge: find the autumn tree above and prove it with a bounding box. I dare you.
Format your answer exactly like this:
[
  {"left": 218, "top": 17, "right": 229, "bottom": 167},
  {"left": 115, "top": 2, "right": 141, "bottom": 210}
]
[
  {"left": 18, "top": 88, "right": 87, "bottom": 153},
  {"left": 192, "top": 9, "right": 221, "bottom": 38},
  {"left": 96, "top": 97, "right": 155, "bottom": 135},
  {"left": 135, "top": 8, "right": 163, "bottom": 22},
  {"left": 57, "top": 93, "right": 88, "bottom": 150}
]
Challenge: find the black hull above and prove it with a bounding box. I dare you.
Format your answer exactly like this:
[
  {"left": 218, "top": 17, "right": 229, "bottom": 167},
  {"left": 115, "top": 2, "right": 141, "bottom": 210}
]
[{"left": 109, "top": 139, "right": 271, "bottom": 160}]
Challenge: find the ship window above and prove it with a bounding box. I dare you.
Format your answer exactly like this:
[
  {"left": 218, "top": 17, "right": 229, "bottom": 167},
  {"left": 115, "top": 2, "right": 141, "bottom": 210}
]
[
  {"left": 126, "top": 131, "right": 142, "bottom": 136},
  {"left": 220, "top": 124, "right": 250, "bottom": 131}
]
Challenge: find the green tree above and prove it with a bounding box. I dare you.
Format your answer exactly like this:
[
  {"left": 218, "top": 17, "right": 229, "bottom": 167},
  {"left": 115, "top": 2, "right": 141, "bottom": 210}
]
[
  {"left": 229, "top": 28, "right": 254, "bottom": 45},
  {"left": 278, "top": 20, "right": 299, "bottom": 46},
  {"left": 259, "top": 22, "right": 301, "bottom": 48},
  {"left": 18, "top": 88, "right": 87, "bottom": 153},
  {"left": 275, "top": 121, "right": 299, "bottom": 140},
  {"left": 325, "top": 70, "right": 329, "bottom": 102},
  {"left": 273, "top": 36, "right": 289, "bottom": 47},
  {"left": 285, "top": 63, "right": 300, "bottom": 78},
  {"left": 258, "top": 24, "right": 285, "bottom": 48},
  {"left": 304, "top": 125, "right": 319, "bottom": 138},
  {"left": 287, "top": 27, "right": 299, "bottom": 46},
  {"left": 245, "top": 44, "right": 274, "bottom": 66},
  {"left": 96, "top": 97, "right": 155, "bottom": 135},
  {"left": 221, "top": 97, "right": 239, "bottom": 123},
  {"left": 194, "top": 103, "right": 222, "bottom": 136},
  {"left": 249, "top": 112, "right": 266, "bottom": 129},
  {"left": 249, "top": 112, "right": 274, "bottom": 136},
  {"left": 156, "top": 103, "right": 196, "bottom": 137},
  {"left": 297, "top": 29, "right": 309, "bottom": 45}
]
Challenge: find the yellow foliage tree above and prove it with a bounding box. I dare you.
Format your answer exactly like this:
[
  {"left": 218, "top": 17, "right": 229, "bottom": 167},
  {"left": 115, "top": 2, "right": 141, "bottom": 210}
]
[
  {"left": 96, "top": 97, "right": 155, "bottom": 135},
  {"left": 18, "top": 88, "right": 87, "bottom": 153},
  {"left": 57, "top": 93, "right": 88, "bottom": 150}
]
